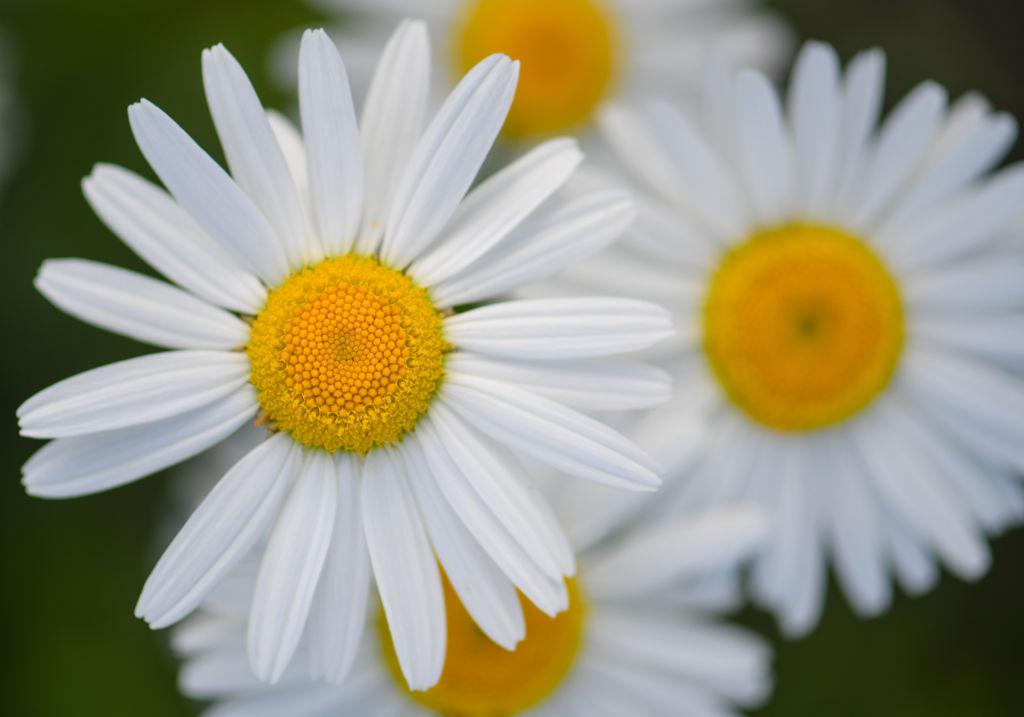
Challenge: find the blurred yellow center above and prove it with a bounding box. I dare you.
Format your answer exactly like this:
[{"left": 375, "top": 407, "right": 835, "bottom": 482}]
[
  {"left": 455, "top": 0, "right": 619, "bottom": 139},
  {"left": 382, "top": 575, "right": 586, "bottom": 716},
  {"left": 247, "top": 255, "right": 449, "bottom": 454},
  {"left": 703, "top": 224, "right": 904, "bottom": 432}
]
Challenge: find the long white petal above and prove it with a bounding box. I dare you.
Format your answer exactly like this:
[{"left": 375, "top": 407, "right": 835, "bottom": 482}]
[
  {"left": 399, "top": 436, "right": 526, "bottom": 650},
  {"left": 430, "top": 189, "right": 635, "bottom": 307},
  {"left": 788, "top": 42, "right": 842, "bottom": 217},
  {"left": 35, "top": 259, "right": 250, "bottom": 350},
  {"left": 22, "top": 386, "right": 257, "bottom": 498},
  {"left": 203, "top": 44, "right": 308, "bottom": 268},
  {"left": 299, "top": 29, "right": 363, "bottom": 256},
  {"left": 444, "top": 298, "right": 673, "bottom": 360},
  {"left": 137, "top": 434, "right": 299, "bottom": 629},
  {"left": 307, "top": 453, "right": 371, "bottom": 685},
  {"left": 356, "top": 19, "right": 430, "bottom": 254},
  {"left": 411, "top": 415, "right": 570, "bottom": 616},
  {"left": 904, "top": 256, "right": 1024, "bottom": 314},
  {"left": 735, "top": 69, "right": 795, "bottom": 226},
  {"left": 249, "top": 450, "right": 337, "bottom": 683},
  {"left": 441, "top": 374, "right": 661, "bottom": 490},
  {"left": 832, "top": 48, "right": 886, "bottom": 216},
  {"left": 446, "top": 353, "right": 671, "bottom": 410},
  {"left": 410, "top": 138, "right": 582, "bottom": 286},
  {"left": 19, "top": 350, "right": 249, "bottom": 438},
  {"left": 585, "top": 507, "right": 766, "bottom": 601},
  {"left": 849, "top": 82, "right": 947, "bottom": 231},
  {"left": 83, "top": 164, "right": 265, "bottom": 313},
  {"left": 128, "top": 99, "right": 289, "bottom": 285},
  {"left": 361, "top": 449, "right": 445, "bottom": 691},
  {"left": 382, "top": 55, "right": 518, "bottom": 268}
]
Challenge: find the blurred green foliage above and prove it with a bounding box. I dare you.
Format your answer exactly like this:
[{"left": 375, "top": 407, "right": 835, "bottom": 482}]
[{"left": 0, "top": 0, "right": 1021, "bottom": 715}]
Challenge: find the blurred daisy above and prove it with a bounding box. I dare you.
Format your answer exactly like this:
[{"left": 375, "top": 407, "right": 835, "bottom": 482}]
[
  {"left": 287, "top": 0, "right": 792, "bottom": 141},
  {"left": 567, "top": 41, "right": 1024, "bottom": 635},
  {"left": 175, "top": 479, "right": 771, "bottom": 717},
  {"left": 18, "top": 21, "right": 672, "bottom": 689}
]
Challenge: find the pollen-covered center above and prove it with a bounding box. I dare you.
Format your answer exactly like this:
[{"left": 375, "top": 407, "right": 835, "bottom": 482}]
[
  {"left": 455, "top": 0, "right": 620, "bottom": 139},
  {"left": 382, "top": 575, "right": 586, "bottom": 716},
  {"left": 247, "top": 255, "right": 449, "bottom": 453},
  {"left": 703, "top": 224, "right": 905, "bottom": 432}
]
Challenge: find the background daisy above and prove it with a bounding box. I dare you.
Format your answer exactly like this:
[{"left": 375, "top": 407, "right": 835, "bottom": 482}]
[
  {"left": 275, "top": 0, "right": 793, "bottom": 141},
  {"left": 173, "top": 468, "right": 772, "bottom": 717},
  {"left": 17, "top": 21, "right": 672, "bottom": 691},
  {"left": 554, "top": 40, "right": 1024, "bottom": 636}
]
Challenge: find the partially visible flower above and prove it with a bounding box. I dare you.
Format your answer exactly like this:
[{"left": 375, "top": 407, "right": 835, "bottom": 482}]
[
  {"left": 553, "top": 41, "right": 1024, "bottom": 635},
  {"left": 174, "top": 476, "right": 771, "bottom": 716},
  {"left": 277, "top": 0, "right": 792, "bottom": 141},
  {"left": 18, "top": 21, "right": 671, "bottom": 690}
]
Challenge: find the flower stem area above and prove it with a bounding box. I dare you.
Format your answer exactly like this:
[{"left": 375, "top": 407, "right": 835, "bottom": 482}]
[{"left": 0, "top": 0, "right": 1022, "bottom": 716}]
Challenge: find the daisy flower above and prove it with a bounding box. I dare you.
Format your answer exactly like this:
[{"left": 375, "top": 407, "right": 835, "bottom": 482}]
[
  {"left": 173, "top": 475, "right": 771, "bottom": 717},
  {"left": 285, "top": 0, "right": 792, "bottom": 141},
  {"left": 564, "top": 41, "right": 1024, "bottom": 635},
  {"left": 17, "top": 21, "right": 672, "bottom": 689}
]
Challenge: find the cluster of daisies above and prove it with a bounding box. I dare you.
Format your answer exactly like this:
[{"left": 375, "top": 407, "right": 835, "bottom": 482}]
[{"left": 17, "top": 0, "right": 1024, "bottom": 715}]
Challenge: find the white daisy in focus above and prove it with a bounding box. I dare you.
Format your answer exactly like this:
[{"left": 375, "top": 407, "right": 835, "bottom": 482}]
[
  {"left": 282, "top": 0, "right": 792, "bottom": 141},
  {"left": 17, "top": 21, "right": 673, "bottom": 690},
  {"left": 563, "top": 41, "right": 1024, "bottom": 635},
  {"left": 174, "top": 475, "right": 771, "bottom": 717}
]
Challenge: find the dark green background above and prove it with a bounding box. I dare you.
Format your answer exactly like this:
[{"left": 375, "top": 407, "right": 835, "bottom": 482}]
[{"left": 1, "top": 0, "right": 1022, "bottom": 714}]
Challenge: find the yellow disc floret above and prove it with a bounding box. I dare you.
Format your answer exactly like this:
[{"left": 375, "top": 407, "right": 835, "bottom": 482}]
[
  {"left": 247, "top": 255, "right": 449, "bottom": 454},
  {"left": 703, "top": 224, "right": 905, "bottom": 432},
  {"left": 382, "top": 574, "right": 587, "bottom": 716},
  {"left": 455, "top": 0, "right": 620, "bottom": 139}
]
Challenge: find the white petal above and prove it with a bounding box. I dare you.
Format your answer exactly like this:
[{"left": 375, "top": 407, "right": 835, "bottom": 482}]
[
  {"left": 913, "top": 314, "right": 1024, "bottom": 370},
  {"left": 446, "top": 353, "right": 671, "bottom": 411},
  {"left": 410, "top": 138, "right": 582, "bottom": 286},
  {"left": 877, "top": 109, "right": 1017, "bottom": 234},
  {"left": 444, "top": 298, "right": 673, "bottom": 360},
  {"left": 823, "top": 435, "right": 891, "bottom": 616},
  {"left": 356, "top": 19, "right": 430, "bottom": 254},
  {"left": 19, "top": 350, "right": 249, "bottom": 438},
  {"left": 382, "top": 54, "right": 517, "bottom": 268},
  {"left": 832, "top": 48, "right": 886, "bottom": 216},
  {"left": 22, "top": 386, "right": 257, "bottom": 498},
  {"left": 849, "top": 82, "right": 947, "bottom": 231},
  {"left": 266, "top": 110, "right": 321, "bottom": 263},
  {"left": 735, "top": 69, "right": 795, "bottom": 226},
  {"left": 203, "top": 44, "right": 308, "bottom": 268},
  {"left": 853, "top": 401, "right": 990, "bottom": 580},
  {"left": 585, "top": 507, "right": 767, "bottom": 601},
  {"left": 83, "top": 164, "right": 265, "bottom": 313},
  {"left": 306, "top": 453, "right": 371, "bottom": 685},
  {"left": 399, "top": 437, "right": 526, "bottom": 650},
  {"left": 411, "top": 414, "right": 570, "bottom": 616},
  {"left": 904, "top": 256, "right": 1024, "bottom": 314},
  {"left": 35, "top": 259, "right": 250, "bottom": 350},
  {"left": 128, "top": 99, "right": 289, "bottom": 285},
  {"left": 299, "top": 29, "right": 363, "bottom": 256},
  {"left": 441, "top": 374, "right": 661, "bottom": 490},
  {"left": 885, "top": 163, "right": 1024, "bottom": 271},
  {"left": 588, "top": 608, "right": 772, "bottom": 708},
  {"left": 788, "top": 41, "right": 842, "bottom": 217},
  {"left": 430, "top": 189, "right": 635, "bottom": 307},
  {"left": 643, "top": 99, "right": 748, "bottom": 241},
  {"left": 249, "top": 450, "right": 337, "bottom": 683},
  {"left": 137, "top": 434, "right": 299, "bottom": 629},
  {"left": 361, "top": 449, "right": 445, "bottom": 691}
]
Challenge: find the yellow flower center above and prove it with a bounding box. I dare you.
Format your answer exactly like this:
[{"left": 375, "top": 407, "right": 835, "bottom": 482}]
[
  {"left": 455, "top": 0, "right": 620, "bottom": 139},
  {"left": 382, "top": 575, "right": 587, "bottom": 716},
  {"left": 247, "top": 255, "right": 449, "bottom": 453},
  {"left": 703, "top": 224, "right": 905, "bottom": 432}
]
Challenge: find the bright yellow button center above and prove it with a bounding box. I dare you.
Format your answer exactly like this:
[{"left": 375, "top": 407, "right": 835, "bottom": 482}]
[
  {"left": 247, "top": 255, "right": 449, "bottom": 454},
  {"left": 455, "top": 0, "right": 620, "bottom": 139},
  {"left": 703, "top": 224, "right": 905, "bottom": 432}
]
